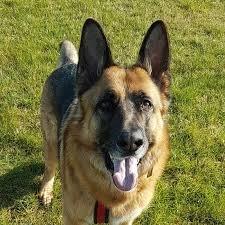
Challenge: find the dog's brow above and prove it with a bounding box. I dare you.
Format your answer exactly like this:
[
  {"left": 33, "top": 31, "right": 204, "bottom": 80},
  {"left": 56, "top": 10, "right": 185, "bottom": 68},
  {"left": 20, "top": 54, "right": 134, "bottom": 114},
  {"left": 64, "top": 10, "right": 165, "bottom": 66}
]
[
  {"left": 131, "top": 91, "right": 151, "bottom": 99},
  {"left": 99, "top": 89, "right": 117, "bottom": 101}
]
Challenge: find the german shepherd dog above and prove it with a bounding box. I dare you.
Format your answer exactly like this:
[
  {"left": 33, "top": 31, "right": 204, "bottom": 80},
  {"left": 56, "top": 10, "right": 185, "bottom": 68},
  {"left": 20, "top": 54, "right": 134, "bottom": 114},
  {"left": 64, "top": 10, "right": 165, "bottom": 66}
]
[{"left": 39, "top": 18, "right": 170, "bottom": 225}]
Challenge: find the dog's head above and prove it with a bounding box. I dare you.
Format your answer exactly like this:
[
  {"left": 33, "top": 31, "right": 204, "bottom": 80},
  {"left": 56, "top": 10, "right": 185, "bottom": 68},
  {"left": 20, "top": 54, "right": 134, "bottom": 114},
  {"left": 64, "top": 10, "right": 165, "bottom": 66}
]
[{"left": 72, "top": 19, "right": 170, "bottom": 192}]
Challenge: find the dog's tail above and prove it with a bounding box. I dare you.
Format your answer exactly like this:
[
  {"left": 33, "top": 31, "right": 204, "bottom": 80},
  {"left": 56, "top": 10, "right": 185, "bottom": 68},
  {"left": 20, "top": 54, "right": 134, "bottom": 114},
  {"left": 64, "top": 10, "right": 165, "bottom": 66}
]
[{"left": 57, "top": 40, "right": 78, "bottom": 68}]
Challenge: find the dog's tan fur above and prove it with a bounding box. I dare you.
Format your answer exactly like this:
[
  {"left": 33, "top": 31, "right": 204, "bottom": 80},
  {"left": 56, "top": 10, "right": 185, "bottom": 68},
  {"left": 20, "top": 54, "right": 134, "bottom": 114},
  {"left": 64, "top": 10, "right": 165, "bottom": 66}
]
[{"left": 39, "top": 19, "right": 170, "bottom": 225}]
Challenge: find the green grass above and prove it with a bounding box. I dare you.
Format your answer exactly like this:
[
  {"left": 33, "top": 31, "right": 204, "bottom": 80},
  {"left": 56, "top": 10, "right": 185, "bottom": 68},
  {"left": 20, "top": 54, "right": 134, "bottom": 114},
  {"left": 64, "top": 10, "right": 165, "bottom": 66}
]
[{"left": 1, "top": 0, "right": 225, "bottom": 224}]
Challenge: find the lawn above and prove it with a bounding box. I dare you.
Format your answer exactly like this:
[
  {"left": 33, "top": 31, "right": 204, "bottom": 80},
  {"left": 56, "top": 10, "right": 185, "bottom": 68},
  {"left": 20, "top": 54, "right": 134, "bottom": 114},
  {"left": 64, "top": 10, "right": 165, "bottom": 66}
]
[{"left": 0, "top": 0, "right": 225, "bottom": 224}]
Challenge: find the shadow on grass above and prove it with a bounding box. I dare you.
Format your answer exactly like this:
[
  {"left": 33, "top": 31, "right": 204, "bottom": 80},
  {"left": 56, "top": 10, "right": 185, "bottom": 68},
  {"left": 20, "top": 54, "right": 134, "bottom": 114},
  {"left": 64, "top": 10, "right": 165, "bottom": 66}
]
[
  {"left": 0, "top": 132, "right": 44, "bottom": 209},
  {"left": 0, "top": 162, "right": 43, "bottom": 209}
]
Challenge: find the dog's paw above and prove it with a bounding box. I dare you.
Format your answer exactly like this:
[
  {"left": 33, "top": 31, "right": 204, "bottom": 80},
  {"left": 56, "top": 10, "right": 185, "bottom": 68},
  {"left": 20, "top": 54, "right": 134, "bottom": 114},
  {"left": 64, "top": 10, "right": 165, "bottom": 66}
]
[{"left": 38, "top": 186, "right": 53, "bottom": 206}]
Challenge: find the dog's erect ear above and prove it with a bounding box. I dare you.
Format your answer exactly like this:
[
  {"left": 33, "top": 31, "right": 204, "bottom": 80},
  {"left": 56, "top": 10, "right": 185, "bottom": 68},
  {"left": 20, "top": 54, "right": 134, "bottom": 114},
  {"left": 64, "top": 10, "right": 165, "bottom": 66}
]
[
  {"left": 137, "top": 20, "right": 170, "bottom": 95},
  {"left": 76, "top": 18, "right": 113, "bottom": 96}
]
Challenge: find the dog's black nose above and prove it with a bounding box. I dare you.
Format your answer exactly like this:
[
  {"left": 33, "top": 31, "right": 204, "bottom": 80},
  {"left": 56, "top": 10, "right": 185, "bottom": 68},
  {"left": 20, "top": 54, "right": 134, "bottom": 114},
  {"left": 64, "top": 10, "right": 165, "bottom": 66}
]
[{"left": 117, "top": 130, "right": 143, "bottom": 153}]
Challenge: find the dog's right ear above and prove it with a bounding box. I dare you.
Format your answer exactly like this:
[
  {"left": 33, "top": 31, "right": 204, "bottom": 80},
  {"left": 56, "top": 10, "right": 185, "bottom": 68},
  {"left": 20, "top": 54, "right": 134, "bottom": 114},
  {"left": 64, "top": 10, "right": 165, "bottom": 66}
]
[{"left": 76, "top": 18, "right": 113, "bottom": 96}]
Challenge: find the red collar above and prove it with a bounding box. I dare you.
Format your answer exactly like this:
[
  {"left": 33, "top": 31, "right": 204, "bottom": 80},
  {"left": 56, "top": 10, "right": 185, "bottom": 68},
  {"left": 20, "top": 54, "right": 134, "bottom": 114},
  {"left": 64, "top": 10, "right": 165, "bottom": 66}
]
[{"left": 94, "top": 201, "right": 109, "bottom": 224}]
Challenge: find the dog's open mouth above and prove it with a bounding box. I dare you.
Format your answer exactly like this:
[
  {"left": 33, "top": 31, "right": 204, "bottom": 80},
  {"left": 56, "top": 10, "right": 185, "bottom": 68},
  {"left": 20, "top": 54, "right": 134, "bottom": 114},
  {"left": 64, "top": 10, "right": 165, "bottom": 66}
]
[
  {"left": 112, "top": 156, "right": 138, "bottom": 192},
  {"left": 104, "top": 152, "right": 139, "bottom": 192}
]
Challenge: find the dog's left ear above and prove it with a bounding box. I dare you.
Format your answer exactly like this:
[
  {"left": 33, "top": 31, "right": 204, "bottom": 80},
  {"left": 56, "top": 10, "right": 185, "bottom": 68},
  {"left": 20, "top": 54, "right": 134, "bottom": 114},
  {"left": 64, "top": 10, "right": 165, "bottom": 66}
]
[
  {"left": 137, "top": 20, "right": 170, "bottom": 98},
  {"left": 76, "top": 18, "right": 113, "bottom": 96}
]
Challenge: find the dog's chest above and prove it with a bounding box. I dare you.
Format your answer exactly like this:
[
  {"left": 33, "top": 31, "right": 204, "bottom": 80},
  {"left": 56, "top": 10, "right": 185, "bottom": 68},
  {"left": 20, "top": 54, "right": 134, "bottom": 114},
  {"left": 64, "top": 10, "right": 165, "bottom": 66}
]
[
  {"left": 109, "top": 207, "right": 143, "bottom": 225},
  {"left": 85, "top": 201, "right": 144, "bottom": 225}
]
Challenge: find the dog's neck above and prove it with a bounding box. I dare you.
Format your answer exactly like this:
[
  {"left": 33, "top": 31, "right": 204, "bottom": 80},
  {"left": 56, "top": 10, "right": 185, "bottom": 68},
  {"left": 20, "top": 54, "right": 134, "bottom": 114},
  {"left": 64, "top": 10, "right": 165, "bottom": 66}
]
[{"left": 94, "top": 201, "right": 109, "bottom": 224}]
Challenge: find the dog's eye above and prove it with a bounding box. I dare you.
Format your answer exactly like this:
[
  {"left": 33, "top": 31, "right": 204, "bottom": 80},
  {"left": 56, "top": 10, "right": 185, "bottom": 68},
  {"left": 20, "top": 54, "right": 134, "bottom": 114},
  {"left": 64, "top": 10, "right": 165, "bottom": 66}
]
[
  {"left": 98, "top": 100, "right": 113, "bottom": 111},
  {"left": 132, "top": 91, "right": 153, "bottom": 112},
  {"left": 140, "top": 99, "right": 153, "bottom": 111},
  {"left": 97, "top": 91, "right": 117, "bottom": 113}
]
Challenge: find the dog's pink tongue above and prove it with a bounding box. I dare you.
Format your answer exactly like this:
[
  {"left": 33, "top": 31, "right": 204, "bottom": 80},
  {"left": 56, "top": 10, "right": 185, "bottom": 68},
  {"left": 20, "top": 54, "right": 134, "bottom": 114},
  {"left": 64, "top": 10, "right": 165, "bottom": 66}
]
[{"left": 112, "top": 157, "right": 138, "bottom": 191}]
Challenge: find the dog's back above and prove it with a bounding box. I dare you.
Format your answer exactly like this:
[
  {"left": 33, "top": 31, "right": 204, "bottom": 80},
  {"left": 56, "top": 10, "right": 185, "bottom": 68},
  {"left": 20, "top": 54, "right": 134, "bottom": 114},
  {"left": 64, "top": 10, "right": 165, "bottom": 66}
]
[
  {"left": 38, "top": 40, "right": 78, "bottom": 205},
  {"left": 42, "top": 41, "right": 78, "bottom": 128}
]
